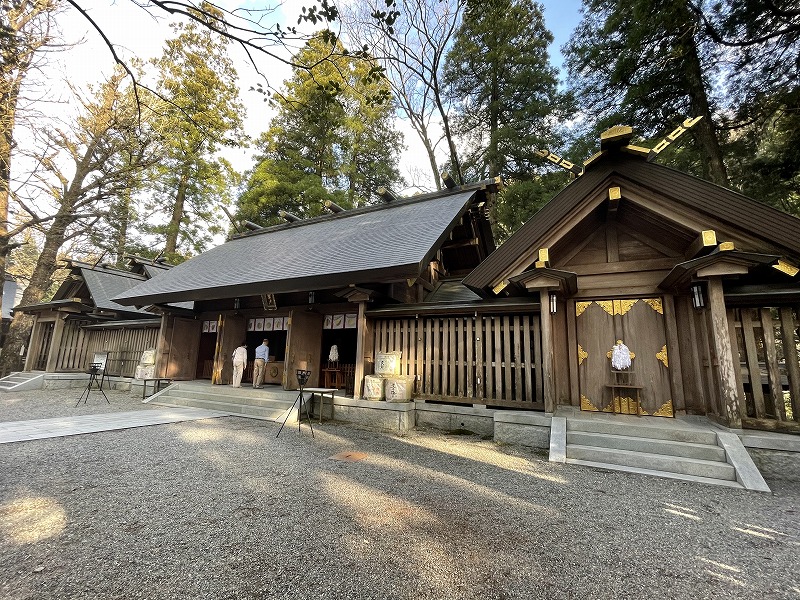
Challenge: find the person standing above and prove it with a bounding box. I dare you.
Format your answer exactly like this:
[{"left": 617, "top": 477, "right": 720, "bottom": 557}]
[
  {"left": 253, "top": 338, "right": 270, "bottom": 388},
  {"left": 232, "top": 340, "right": 248, "bottom": 387}
]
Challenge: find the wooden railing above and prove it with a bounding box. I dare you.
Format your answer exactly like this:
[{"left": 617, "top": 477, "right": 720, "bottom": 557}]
[
  {"left": 732, "top": 306, "right": 800, "bottom": 432},
  {"left": 373, "top": 313, "right": 543, "bottom": 409}
]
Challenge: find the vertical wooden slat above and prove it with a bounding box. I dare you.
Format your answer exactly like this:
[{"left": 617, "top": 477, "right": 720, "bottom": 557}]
[
  {"left": 416, "top": 318, "right": 424, "bottom": 394},
  {"left": 494, "top": 317, "right": 502, "bottom": 400},
  {"left": 439, "top": 318, "right": 448, "bottom": 395},
  {"left": 466, "top": 317, "right": 474, "bottom": 399},
  {"left": 433, "top": 319, "right": 441, "bottom": 395},
  {"left": 408, "top": 319, "right": 416, "bottom": 381},
  {"left": 424, "top": 319, "right": 433, "bottom": 394},
  {"left": 484, "top": 317, "right": 493, "bottom": 400},
  {"left": 533, "top": 315, "right": 543, "bottom": 402},
  {"left": 448, "top": 318, "right": 457, "bottom": 395},
  {"left": 513, "top": 316, "right": 522, "bottom": 403},
  {"left": 457, "top": 318, "right": 465, "bottom": 397},
  {"left": 402, "top": 319, "right": 409, "bottom": 375},
  {"left": 760, "top": 308, "right": 785, "bottom": 420},
  {"left": 523, "top": 315, "right": 533, "bottom": 404},
  {"left": 503, "top": 316, "right": 512, "bottom": 401},
  {"left": 475, "top": 316, "right": 484, "bottom": 401},
  {"left": 740, "top": 308, "right": 765, "bottom": 418},
  {"left": 780, "top": 307, "right": 800, "bottom": 421},
  {"left": 727, "top": 309, "right": 747, "bottom": 420}
]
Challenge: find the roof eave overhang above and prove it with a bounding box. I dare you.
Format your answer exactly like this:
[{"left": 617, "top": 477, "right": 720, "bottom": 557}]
[
  {"left": 113, "top": 264, "right": 419, "bottom": 306},
  {"left": 508, "top": 268, "right": 579, "bottom": 296},
  {"left": 658, "top": 250, "right": 782, "bottom": 290}
]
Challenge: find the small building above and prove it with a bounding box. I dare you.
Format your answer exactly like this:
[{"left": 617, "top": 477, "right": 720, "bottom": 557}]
[{"left": 18, "top": 257, "right": 176, "bottom": 376}]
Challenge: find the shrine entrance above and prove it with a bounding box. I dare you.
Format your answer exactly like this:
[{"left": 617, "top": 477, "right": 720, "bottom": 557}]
[{"left": 576, "top": 297, "right": 674, "bottom": 417}]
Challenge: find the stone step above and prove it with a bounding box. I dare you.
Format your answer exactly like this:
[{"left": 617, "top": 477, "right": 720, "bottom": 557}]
[
  {"left": 566, "top": 444, "right": 736, "bottom": 481},
  {"left": 565, "top": 458, "right": 744, "bottom": 489},
  {"left": 567, "top": 431, "right": 726, "bottom": 462},
  {"left": 152, "top": 395, "right": 294, "bottom": 421},
  {"left": 166, "top": 388, "right": 295, "bottom": 409},
  {"left": 566, "top": 416, "right": 718, "bottom": 445}
]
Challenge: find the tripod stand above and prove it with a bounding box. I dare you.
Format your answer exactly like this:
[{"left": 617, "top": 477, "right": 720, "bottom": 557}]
[
  {"left": 276, "top": 369, "right": 314, "bottom": 438},
  {"left": 76, "top": 363, "right": 110, "bottom": 406}
]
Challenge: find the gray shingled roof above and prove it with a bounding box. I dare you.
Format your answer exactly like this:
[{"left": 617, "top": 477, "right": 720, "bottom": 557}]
[
  {"left": 80, "top": 269, "right": 156, "bottom": 316},
  {"left": 115, "top": 190, "right": 478, "bottom": 306}
]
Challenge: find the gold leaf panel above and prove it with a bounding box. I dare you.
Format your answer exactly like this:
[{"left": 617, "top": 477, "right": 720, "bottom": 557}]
[
  {"left": 576, "top": 301, "right": 592, "bottom": 317},
  {"left": 596, "top": 300, "right": 614, "bottom": 316},
  {"left": 652, "top": 400, "right": 674, "bottom": 418},
  {"left": 643, "top": 298, "right": 663, "bottom": 314},
  {"left": 656, "top": 345, "right": 669, "bottom": 368},
  {"left": 614, "top": 299, "right": 637, "bottom": 315},
  {"left": 578, "top": 344, "right": 588, "bottom": 365},
  {"left": 581, "top": 395, "right": 600, "bottom": 412},
  {"left": 604, "top": 396, "right": 649, "bottom": 415}
]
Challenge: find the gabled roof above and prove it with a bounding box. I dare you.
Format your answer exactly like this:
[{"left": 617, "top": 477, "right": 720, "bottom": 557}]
[
  {"left": 464, "top": 150, "right": 800, "bottom": 295},
  {"left": 114, "top": 185, "right": 496, "bottom": 306}
]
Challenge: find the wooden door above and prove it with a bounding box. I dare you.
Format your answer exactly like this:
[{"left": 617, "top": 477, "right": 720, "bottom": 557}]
[
  {"left": 576, "top": 298, "right": 674, "bottom": 417},
  {"left": 285, "top": 309, "right": 323, "bottom": 389},
  {"left": 166, "top": 317, "right": 201, "bottom": 380},
  {"left": 211, "top": 315, "right": 246, "bottom": 384}
]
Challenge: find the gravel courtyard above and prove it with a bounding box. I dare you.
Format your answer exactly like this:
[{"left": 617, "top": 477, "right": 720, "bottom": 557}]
[{"left": 1, "top": 389, "right": 799, "bottom": 600}]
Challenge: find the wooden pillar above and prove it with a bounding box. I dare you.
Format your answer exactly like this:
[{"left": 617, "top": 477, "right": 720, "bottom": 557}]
[
  {"left": 23, "top": 316, "right": 42, "bottom": 371},
  {"left": 662, "top": 295, "right": 687, "bottom": 414},
  {"left": 706, "top": 278, "right": 741, "bottom": 428},
  {"left": 44, "top": 316, "right": 66, "bottom": 373},
  {"left": 539, "top": 290, "right": 555, "bottom": 413},
  {"left": 353, "top": 300, "right": 373, "bottom": 399},
  {"left": 154, "top": 314, "right": 172, "bottom": 379}
]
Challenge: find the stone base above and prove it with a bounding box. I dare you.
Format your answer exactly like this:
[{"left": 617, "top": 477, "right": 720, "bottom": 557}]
[
  {"left": 414, "top": 401, "right": 494, "bottom": 436},
  {"left": 493, "top": 411, "right": 553, "bottom": 449}
]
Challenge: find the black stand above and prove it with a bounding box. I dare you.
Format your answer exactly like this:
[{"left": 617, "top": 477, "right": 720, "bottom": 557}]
[
  {"left": 76, "top": 363, "right": 110, "bottom": 406},
  {"left": 276, "top": 369, "right": 314, "bottom": 438}
]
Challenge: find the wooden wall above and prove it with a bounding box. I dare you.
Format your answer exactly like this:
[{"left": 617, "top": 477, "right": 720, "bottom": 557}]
[
  {"left": 373, "top": 313, "right": 543, "bottom": 409},
  {"left": 53, "top": 321, "right": 160, "bottom": 376}
]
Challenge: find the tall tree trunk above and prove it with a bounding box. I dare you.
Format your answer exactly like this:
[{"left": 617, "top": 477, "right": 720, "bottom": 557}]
[
  {"left": 164, "top": 171, "right": 188, "bottom": 257},
  {"left": 678, "top": 3, "right": 729, "bottom": 186}
]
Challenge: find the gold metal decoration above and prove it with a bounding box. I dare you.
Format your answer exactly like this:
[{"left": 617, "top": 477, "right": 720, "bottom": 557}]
[
  {"left": 773, "top": 259, "right": 800, "bottom": 277},
  {"left": 534, "top": 149, "right": 584, "bottom": 176},
  {"left": 642, "top": 298, "right": 663, "bottom": 314},
  {"left": 647, "top": 116, "right": 703, "bottom": 160},
  {"left": 614, "top": 299, "right": 637, "bottom": 316},
  {"left": 492, "top": 280, "right": 508, "bottom": 295},
  {"left": 596, "top": 300, "right": 615, "bottom": 316},
  {"left": 578, "top": 344, "right": 588, "bottom": 365},
  {"left": 601, "top": 125, "right": 634, "bottom": 142},
  {"left": 581, "top": 395, "right": 600, "bottom": 412},
  {"left": 604, "top": 396, "right": 648, "bottom": 415},
  {"left": 608, "top": 187, "right": 621, "bottom": 201},
  {"left": 576, "top": 301, "right": 592, "bottom": 317},
  {"left": 595, "top": 299, "right": 638, "bottom": 316},
  {"left": 652, "top": 400, "right": 675, "bottom": 418},
  {"left": 719, "top": 241, "right": 735, "bottom": 251},
  {"left": 656, "top": 345, "right": 669, "bottom": 368}
]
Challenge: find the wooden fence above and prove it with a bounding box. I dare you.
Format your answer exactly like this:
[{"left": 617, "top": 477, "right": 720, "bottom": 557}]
[
  {"left": 373, "top": 313, "right": 543, "bottom": 409},
  {"left": 731, "top": 306, "right": 800, "bottom": 431},
  {"left": 55, "top": 321, "right": 159, "bottom": 376}
]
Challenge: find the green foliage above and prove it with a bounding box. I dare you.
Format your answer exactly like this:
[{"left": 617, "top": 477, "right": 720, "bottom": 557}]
[
  {"left": 238, "top": 33, "right": 404, "bottom": 226},
  {"left": 144, "top": 2, "right": 246, "bottom": 261},
  {"left": 444, "top": 0, "right": 564, "bottom": 180},
  {"left": 491, "top": 173, "right": 570, "bottom": 242}
]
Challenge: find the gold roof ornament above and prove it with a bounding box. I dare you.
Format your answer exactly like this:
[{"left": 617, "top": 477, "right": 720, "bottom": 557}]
[{"left": 600, "top": 125, "right": 634, "bottom": 149}]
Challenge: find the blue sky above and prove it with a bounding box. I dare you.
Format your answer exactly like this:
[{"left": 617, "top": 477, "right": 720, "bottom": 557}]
[{"left": 540, "top": 0, "right": 584, "bottom": 71}]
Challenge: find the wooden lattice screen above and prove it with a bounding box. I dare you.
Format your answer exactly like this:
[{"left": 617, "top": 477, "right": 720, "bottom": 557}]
[
  {"left": 732, "top": 306, "right": 800, "bottom": 430},
  {"left": 373, "top": 314, "right": 543, "bottom": 409},
  {"left": 55, "top": 323, "right": 159, "bottom": 376}
]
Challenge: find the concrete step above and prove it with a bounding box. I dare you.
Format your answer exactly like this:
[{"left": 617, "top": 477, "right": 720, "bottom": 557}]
[
  {"left": 566, "top": 444, "right": 736, "bottom": 480},
  {"left": 152, "top": 395, "right": 294, "bottom": 421},
  {"left": 565, "top": 458, "right": 744, "bottom": 489},
  {"left": 566, "top": 416, "right": 718, "bottom": 445},
  {"left": 167, "top": 388, "right": 295, "bottom": 409},
  {"left": 567, "top": 431, "right": 726, "bottom": 462}
]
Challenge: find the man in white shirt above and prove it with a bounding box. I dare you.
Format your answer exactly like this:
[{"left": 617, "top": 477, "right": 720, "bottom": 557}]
[
  {"left": 253, "top": 339, "right": 270, "bottom": 388},
  {"left": 232, "top": 341, "right": 248, "bottom": 387}
]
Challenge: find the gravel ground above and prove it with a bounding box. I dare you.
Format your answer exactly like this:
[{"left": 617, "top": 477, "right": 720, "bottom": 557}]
[{"left": 1, "top": 389, "right": 799, "bottom": 600}]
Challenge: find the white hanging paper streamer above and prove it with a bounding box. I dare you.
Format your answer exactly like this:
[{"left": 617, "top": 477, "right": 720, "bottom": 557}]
[{"left": 611, "top": 341, "right": 632, "bottom": 370}]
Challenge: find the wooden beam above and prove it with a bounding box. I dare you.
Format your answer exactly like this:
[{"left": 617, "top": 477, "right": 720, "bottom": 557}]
[
  {"left": 44, "top": 316, "right": 66, "bottom": 373},
  {"left": 779, "top": 307, "right": 800, "bottom": 421},
  {"left": 539, "top": 290, "right": 555, "bottom": 413},
  {"left": 608, "top": 187, "right": 621, "bottom": 212},
  {"left": 353, "top": 301, "right": 373, "bottom": 399},
  {"left": 684, "top": 230, "right": 717, "bottom": 259}
]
